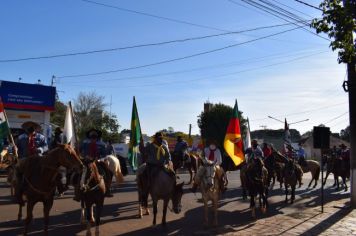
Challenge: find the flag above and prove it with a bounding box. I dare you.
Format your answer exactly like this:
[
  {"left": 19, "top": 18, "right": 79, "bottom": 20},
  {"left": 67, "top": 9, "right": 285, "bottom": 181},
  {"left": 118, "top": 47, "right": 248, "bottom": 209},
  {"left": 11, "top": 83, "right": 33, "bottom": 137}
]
[
  {"left": 0, "top": 99, "right": 9, "bottom": 141},
  {"left": 283, "top": 118, "right": 291, "bottom": 152},
  {"left": 244, "top": 117, "right": 252, "bottom": 150},
  {"left": 63, "top": 102, "right": 76, "bottom": 147},
  {"left": 224, "top": 100, "right": 244, "bottom": 166},
  {"left": 128, "top": 96, "right": 142, "bottom": 171}
]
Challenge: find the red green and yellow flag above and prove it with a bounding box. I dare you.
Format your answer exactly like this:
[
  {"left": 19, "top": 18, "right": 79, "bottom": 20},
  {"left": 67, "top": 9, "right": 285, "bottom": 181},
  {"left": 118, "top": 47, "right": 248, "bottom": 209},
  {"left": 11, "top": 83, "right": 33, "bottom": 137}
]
[
  {"left": 224, "top": 100, "right": 244, "bottom": 166},
  {"left": 128, "top": 96, "right": 142, "bottom": 171},
  {"left": 0, "top": 99, "right": 9, "bottom": 141}
]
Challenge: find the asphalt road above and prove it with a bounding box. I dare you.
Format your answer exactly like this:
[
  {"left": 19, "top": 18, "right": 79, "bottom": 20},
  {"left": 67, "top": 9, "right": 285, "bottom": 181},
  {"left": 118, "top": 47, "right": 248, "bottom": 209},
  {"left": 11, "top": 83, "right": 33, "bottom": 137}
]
[{"left": 0, "top": 170, "right": 350, "bottom": 236}]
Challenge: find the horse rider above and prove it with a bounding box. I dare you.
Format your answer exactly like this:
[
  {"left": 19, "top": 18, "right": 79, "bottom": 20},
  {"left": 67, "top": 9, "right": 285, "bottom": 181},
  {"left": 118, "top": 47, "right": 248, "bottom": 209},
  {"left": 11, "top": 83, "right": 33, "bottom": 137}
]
[
  {"left": 285, "top": 144, "right": 304, "bottom": 187},
  {"left": 339, "top": 143, "right": 350, "bottom": 172},
  {"left": 73, "top": 128, "right": 112, "bottom": 200},
  {"left": 246, "top": 139, "right": 264, "bottom": 163},
  {"left": 50, "top": 127, "right": 64, "bottom": 150},
  {"left": 14, "top": 122, "right": 48, "bottom": 204},
  {"left": 297, "top": 142, "right": 307, "bottom": 167},
  {"left": 105, "top": 140, "right": 116, "bottom": 156},
  {"left": 191, "top": 139, "right": 226, "bottom": 193},
  {"left": 140, "top": 132, "right": 173, "bottom": 192},
  {"left": 173, "top": 135, "right": 189, "bottom": 167},
  {"left": 262, "top": 143, "right": 272, "bottom": 160},
  {"left": 16, "top": 122, "right": 48, "bottom": 159}
]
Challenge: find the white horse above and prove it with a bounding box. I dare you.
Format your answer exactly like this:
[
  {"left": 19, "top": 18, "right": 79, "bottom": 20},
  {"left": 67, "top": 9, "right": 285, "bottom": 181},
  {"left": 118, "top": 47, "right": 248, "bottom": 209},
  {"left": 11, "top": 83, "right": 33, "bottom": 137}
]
[{"left": 100, "top": 155, "right": 124, "bottom": 184}]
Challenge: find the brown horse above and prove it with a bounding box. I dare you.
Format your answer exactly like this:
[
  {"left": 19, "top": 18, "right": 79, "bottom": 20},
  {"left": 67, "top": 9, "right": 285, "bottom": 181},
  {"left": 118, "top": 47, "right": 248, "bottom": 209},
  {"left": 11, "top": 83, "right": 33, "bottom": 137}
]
[
  {"left": 323, "top": 155, "right": 349, "bottom": 191},
  {"left": 136, "top": 164, "right": 184, "bottom": 226},
  {"left": 283, "top": 160, "right": 298, "bottom": 204},
  {"left": 243, "top": 158, "right": 268, "bottom": 218},
  {"left": 15, "top": 144, "right": 83, "bottom": 235},
  {"left": 171, "top": 152, "right": 198, "bottom": 184},
  {"left": 298, "top": 160, "right": 320, "bottom": 188},
  {"left": 77, "top": 160, "right": 109, "bottom": 236}
]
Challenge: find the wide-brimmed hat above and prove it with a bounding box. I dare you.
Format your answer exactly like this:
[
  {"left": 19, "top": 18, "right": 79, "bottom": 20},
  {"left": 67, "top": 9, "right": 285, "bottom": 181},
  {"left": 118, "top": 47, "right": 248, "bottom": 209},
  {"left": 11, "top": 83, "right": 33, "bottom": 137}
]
[
  {"left": 21, "top": 121, "right": 40, "bottom": 131},
  {"left": 339, "top": 143, "right": 347, "bottom": 148},
  {"left": 86, "top": 128, "right": 102, "bottom": 139}
]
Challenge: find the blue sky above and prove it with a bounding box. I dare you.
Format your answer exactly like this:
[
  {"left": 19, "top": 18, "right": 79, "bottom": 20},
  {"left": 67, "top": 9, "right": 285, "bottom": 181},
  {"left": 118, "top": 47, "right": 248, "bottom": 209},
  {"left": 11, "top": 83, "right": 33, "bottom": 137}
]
[{"left": 0, "top": 0, "right": 348, "bottom": 136}]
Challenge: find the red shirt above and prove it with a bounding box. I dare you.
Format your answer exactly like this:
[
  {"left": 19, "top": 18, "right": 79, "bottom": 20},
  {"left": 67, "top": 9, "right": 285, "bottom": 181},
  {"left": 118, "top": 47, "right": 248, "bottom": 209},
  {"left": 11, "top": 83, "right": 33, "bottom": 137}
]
[{"left": 263, "top": 147, "right": 272, "bottom": 158}]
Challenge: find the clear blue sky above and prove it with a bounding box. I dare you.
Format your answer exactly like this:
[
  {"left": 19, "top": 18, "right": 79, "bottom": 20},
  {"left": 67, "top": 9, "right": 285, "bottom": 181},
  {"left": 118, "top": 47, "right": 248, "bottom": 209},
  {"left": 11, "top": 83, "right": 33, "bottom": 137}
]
[{"left": 0, "top": 0, "right": 348, "bottom": 136}]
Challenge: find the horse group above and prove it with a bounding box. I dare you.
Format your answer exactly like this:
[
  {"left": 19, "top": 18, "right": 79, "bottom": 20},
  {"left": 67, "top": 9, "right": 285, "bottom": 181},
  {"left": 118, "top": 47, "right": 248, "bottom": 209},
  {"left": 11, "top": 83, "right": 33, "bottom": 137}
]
[{"left": 1, "top": 146, "right": 350, "bottom": 234}]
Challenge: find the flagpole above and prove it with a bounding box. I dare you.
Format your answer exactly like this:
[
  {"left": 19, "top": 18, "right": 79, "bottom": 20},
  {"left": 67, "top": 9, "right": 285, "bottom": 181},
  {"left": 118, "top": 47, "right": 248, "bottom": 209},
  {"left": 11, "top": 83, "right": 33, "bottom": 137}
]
[
  {"left": 2, "top": 108, "right": 18, "bottom": 158},
  {"left": 68, "top": 101, "right": 79, "bottom": 153}
]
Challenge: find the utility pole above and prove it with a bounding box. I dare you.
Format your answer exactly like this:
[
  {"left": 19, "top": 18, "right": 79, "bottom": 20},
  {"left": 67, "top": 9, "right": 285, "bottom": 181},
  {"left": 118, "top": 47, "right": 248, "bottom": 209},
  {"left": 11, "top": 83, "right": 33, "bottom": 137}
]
[
  {"left": 51, "top": 75, "right": 56, "bottom": 86},
  {"left": 342, "top": 0, "right": 356, "bottom": 207}
]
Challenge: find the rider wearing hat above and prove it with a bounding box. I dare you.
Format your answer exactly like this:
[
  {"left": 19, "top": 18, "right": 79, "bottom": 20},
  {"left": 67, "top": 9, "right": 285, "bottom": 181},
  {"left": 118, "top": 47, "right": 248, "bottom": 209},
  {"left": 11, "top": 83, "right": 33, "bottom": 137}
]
[
  {"left": 173, "top": 135, "right": 189, "bottom": 167},
  {"left": 80, "top": 128, "right": 106, "bottom": 160},
  {"left": 246, "top": 139, "right": 264, "bottom": 163},
  {"left": 16, "top": 122, "right": 48, "bottom": 159}
]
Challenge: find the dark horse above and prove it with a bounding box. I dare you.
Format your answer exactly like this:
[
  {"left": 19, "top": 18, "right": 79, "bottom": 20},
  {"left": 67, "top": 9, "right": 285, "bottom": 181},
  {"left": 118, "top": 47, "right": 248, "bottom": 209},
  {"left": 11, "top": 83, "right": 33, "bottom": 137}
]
[
  {"left": 76, "top": 159, "right": 112, "bottom": 236},
  {"left": 243, "top": 158, "right": 269, "bottom": 218},
  {"left": 171, "top": 152, "right": 198, "bottom": 184},
  {"left": 136, "top": 164, "right": 184, "bottom": 226},
  {"left": 323, "top": 155, "right": 349, "bottom": 191},
  {"left": 15, "top": 144, "right": 83, "bottom": 235},
  {"left": 283, "top": 160, "right": 298, "bottom": 204}
]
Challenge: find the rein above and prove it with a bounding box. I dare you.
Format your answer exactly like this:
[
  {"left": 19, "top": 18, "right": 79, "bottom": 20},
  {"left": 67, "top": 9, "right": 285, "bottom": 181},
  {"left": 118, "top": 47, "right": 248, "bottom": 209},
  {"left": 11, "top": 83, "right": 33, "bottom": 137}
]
[
  {"left": 24, "top": 175, "right": 57, "bottom": 198},
  {"left": 81, "top": 165, "right": 104, "bottom": 193}
]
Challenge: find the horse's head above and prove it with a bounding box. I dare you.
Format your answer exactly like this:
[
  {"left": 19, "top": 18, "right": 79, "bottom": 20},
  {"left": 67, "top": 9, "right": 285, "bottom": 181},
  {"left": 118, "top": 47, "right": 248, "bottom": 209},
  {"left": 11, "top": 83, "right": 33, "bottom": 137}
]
[
  {"left": 171, "top": 182, "right": 184, "bottom": 214},
  {"left": 56, "top": 144, "right": 83, "bottom": 171},
  {"left": 202, "top": 160, "right": 216, "bottom": 189},
  {"left": 80, "top": 161, "right": 105, "bottom": 193}
]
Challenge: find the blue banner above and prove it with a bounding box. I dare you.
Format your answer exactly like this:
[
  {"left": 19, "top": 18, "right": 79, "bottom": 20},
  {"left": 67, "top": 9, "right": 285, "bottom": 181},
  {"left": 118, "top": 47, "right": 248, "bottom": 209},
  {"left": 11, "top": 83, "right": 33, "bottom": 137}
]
[{"left": 0, "top": 80, "right": 56, "bottom": 111}]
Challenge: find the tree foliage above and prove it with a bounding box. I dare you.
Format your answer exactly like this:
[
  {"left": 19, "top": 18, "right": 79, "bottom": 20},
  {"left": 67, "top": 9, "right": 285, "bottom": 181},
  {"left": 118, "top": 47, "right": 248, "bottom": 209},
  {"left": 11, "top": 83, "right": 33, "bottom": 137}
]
[
  {"left": 50, "top": 100, "right": 66, "bottom": 128},
  {"left": 311, "top": 0, "right": 356, "bottom": 63},
  {"left": 340, "top": 125, "right": 350, "bottom": 141},
  {"left": 73, "top": 91, "right": 120, "bottom": 142},
  {"left": 197, "top": 103, "right": 247, "bottom": 149}
]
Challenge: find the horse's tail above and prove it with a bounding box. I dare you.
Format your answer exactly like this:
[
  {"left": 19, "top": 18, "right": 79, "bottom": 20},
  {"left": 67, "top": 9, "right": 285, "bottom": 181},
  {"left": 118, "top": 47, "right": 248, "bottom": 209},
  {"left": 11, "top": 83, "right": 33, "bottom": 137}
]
[
  {"left": 115, "top": 169, "right": 124, "bottom": 184},
  {"left": 315, "top": 164, "right": 320, "bottom": 180}
]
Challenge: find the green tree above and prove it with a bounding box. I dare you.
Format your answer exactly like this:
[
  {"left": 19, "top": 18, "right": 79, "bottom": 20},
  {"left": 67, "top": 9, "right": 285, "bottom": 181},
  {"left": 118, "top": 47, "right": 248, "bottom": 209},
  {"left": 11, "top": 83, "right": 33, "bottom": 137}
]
[
  {"left": 197, "top": 103, "right": 247, "bottom": 149},
  {"left": 340, "top": 125, "right": 350, "bottom": 141},
  {"left": 50, "top": 100, "right": 66, "bottom": 127},
  {"left": 73, "top": 91, "right": 120, "bottom": 142}
]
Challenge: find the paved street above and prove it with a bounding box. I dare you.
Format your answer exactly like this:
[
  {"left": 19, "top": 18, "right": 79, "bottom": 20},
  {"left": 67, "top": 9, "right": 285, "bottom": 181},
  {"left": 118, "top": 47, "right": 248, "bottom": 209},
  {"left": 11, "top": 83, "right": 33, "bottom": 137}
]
[{"left": 0, "top": 171, "right": 354, "bottom": 236}]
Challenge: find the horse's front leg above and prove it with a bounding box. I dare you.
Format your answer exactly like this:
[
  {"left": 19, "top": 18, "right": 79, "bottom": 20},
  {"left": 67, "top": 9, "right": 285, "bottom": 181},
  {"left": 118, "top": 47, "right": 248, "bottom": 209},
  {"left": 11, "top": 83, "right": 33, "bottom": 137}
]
[
  {"left": 152, "top": 199, "right": 158, "bottom": 226},
  {"left": 250, "top": 194, "right": 256, "bottom": 218},
  {"left": 291, "top": 185, "right": 295, "bottom": 204},
  {"left": 80, "top": 200, "right": 86, "bottom": 224},
  {"left": 188, "top": 168, "right": 193, "bottom": 185},
  {"left": 43, "top": 199, "right": 54, "bottom": 235},
  {"left": 18, "top": 203, "right": 23, "bottom": 221},
  {"left": 343, "top": 176, "right": 348, "bottom": 192},
  {"left": 24, "top": 200, "right": 35, "bottom": 235},
  {"left": 323, "top": 171, "right": 330, "bottom": 186},
  {"left": 213, "top": 199, "right": 218, "bottom": 226},
  {"left": 203, "top": 199, "right": 209, "bottom": 227},
  {"left": 284, "top": 185, "right": 288, "bottom": 203},
  {"left": 95, "top": 202, "right": 103, "bottom": 235},
  {"left": 86, "top": 205, "right": 92, "bottom": 236},
  {"left": 162, "top": 199, "right": 168, "bottom": 226}
]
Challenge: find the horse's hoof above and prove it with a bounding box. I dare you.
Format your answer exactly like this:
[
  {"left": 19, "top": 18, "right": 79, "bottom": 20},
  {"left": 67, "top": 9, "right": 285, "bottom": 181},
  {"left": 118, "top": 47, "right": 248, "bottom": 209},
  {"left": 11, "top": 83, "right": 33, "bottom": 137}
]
[
  {"left": 90, "top": 218, "right": 95, "bottom": 224},
  {"left": 261, "top": 207, "right": 266, "bottom": 214}
]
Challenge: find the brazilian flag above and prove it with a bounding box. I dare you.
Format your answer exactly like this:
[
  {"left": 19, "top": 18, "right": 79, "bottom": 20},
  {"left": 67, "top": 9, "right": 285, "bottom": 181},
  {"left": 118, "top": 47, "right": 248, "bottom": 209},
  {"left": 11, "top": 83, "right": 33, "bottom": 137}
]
[{"left": 128, "top": 96, "right": 142, "bottom": 171}]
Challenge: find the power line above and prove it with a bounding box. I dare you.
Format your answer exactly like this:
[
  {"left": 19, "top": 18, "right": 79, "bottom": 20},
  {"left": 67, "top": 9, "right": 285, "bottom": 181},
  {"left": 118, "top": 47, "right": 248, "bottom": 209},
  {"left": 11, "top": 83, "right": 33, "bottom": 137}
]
[
  {"left": 270, "top": 0, "right": 314, "bottom": 18},
  {"left": 59, "top": 50, "right": 327, "bottom": 88},
  {"left": 234, "top": 0, "right": 329, "bottom": 41},
  {"left": 324, "top": 112, "right": 349, "bottom": 125},
  {"left": 293, "top": 0, "right": 322, "bottom": 11},
  {"left": 0, "top": 23, "right": 296, "bottom": 63},
  {"left": 251, "top": 102, "right": 347, "bottom": 121},
  {"left": 61, "top": 48, "right": 326, "bottom": 84},
  {"left": 81, "top": 0, "right": 231, "bottom": 33},
  {"left": 57, "top": 26, "right": 301, "bottom": 79}
]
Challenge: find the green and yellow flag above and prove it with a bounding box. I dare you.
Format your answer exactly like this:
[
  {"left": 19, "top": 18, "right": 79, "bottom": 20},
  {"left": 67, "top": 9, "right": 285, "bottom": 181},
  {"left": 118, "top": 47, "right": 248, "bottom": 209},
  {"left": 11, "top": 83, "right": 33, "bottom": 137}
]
[
  {"left": 224, "top": 100, "right": 244, "bottom": 166},
  {"left": 128, "top": 96, "right": 142, "bottom": 171}
]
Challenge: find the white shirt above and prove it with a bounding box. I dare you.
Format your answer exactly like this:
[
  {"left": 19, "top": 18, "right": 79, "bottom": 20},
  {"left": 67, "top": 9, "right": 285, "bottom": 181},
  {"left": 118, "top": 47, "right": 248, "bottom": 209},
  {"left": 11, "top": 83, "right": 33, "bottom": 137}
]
[{"left": 204, "top": 147, "right": 222, "bottom": 165}]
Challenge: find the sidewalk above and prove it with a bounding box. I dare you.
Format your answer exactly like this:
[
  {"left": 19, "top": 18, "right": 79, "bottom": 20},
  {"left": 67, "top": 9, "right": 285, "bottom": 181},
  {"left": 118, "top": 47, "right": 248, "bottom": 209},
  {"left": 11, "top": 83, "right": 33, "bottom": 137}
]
[{"left": 194, "top": 197, "right": 356, "bottom": 235}]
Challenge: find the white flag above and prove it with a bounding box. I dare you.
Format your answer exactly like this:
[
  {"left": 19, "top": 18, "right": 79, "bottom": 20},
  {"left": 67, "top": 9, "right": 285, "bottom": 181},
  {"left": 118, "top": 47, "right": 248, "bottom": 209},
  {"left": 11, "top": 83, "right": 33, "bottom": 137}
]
[
  {"left": 244, "top": 118, "right": 252, "bottom": 149},
  {"left": 63, "top": 103, "right": 75, "bottom": 147}
]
